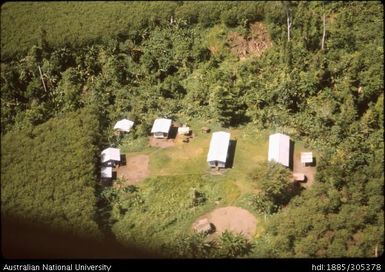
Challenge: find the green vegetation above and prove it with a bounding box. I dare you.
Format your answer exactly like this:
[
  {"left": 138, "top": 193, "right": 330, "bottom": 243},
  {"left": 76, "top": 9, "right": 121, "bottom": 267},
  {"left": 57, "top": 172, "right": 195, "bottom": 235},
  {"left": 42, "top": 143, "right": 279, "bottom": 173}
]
[
  {"left": 250, "top": 162, "right": 295, "bottom": 214},
  {"left": 106, "top": 175, "right": 240, "bottom": 250},
  {"left": 163, "top": 230, "right": 254, "bottom": 258},
  {"left": 1, "top": 1, "right": 383, "bottom": 258},
  {"left": 1, "top": 107, "right": 102, "bottom": 238},
  {"left": 0, "top": 2, "right": 178, "bottom": 60}
]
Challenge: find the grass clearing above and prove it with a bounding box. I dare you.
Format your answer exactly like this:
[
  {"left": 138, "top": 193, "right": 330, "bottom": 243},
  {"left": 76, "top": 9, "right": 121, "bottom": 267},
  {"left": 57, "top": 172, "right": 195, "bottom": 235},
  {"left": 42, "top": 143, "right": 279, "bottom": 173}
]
[
  {"left": 111, "top": 122, "right": 316, "bottom": 251},
  {"left": 149, "top": 133, "right": 210, "bottom": 176},
  {"left": 148, "top": 121, "right": 269, "bottom": 181},
  {"left": 111, "top": 175, "right": 240, "bottom": 250}
]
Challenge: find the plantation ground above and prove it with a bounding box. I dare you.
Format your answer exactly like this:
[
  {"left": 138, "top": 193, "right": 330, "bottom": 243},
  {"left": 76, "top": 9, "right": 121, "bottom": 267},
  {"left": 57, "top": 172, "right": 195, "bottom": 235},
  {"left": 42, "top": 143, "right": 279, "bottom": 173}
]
[{"left": 0, "top": 2, "right": 177, "bottom": 59}]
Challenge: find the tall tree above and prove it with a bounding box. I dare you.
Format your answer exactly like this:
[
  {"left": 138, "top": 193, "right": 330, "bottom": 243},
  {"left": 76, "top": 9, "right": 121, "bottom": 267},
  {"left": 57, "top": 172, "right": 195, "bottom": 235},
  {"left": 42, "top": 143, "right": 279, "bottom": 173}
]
[{"left": 282, "top": 1, "right": 293, "bottom": 42}]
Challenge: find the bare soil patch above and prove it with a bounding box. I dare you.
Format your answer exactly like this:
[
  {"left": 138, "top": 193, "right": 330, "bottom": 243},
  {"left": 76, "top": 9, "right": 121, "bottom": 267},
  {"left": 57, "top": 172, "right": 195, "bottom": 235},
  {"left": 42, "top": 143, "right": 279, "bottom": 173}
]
[
  {"left": 193, "top": 206, "right": 257, "bottom": 239},
  {"left": 209, "top": 168, "right": 227, "bottom": 176},
  {"left": 293, "top": 153, "right": 316, "bottom": 188},
  {"left": 149, "top": 137, "right": 175, "bottom": 148},
  {"left": 228, "top": 22, "right": 272, "bottom": 60},
  {"left": 116, "top": 154, "right": 149, "bottom": 186}
]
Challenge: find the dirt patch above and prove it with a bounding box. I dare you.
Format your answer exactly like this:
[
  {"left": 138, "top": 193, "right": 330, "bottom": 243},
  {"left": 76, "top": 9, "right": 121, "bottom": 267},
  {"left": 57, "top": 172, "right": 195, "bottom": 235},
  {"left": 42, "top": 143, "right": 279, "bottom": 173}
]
[
  {"left": 116, "top": 154, "right": 149, "bottom": 186},
  {"left": 194, "top": 206, "right": 257, "bottom": 239},
  {"left": 227, "top": 22, "right": 272, "bottom": 60},
  {"left": 209, "top": 168, "right": 227, "bottom": 176},
  {"left": 293, "top": 153, "right": 316, "bottom": 188},
  {"left": 149, "top": 137, "right": 175, "bottom": 148}
]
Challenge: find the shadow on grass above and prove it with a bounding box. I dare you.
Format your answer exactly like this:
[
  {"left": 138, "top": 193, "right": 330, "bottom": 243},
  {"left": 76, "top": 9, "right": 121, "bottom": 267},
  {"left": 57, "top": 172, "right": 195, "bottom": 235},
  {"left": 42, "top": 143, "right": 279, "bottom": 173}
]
[
  {"left": 282, "top": 180, "right": 305, "bottom": 205},
  {"left": 226, "top": 140, "right": 237, "bottom": 169},
  {"left": 289, "top": 139, "right": 295, "bottom": 171}
]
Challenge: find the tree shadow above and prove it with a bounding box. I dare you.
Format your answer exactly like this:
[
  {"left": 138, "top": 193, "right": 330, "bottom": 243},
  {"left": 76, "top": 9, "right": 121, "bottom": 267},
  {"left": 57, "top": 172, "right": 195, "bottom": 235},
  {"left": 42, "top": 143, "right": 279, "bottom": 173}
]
[
  {"left": 101, "top": 171, "right": 117, "bottom": 186},
  {"left": 226, "top": 140, "right": 237, "bottom": 169},
  {"left": 208, "top": 223, "right": 216, "bottom": 234},
  {"left": 96, "top": 170, "right": 117, "bottom": 239},
  {"left": 101, "top": 177, "right": 113, "bottom": 187},
  {"left": 302, "top": 175, "right": 308, "bottom": 183},
  {"left": 2, "top": 215, "right": 161, "bottom": 258},
  {"left": 283, "top": 180, "right": 305, "bottom": 205},
  {"left": 232, "top": 114, "right": 251, "bottom": 127},
  {"left": 291, "top": 180, "right": 305, "bottom": 195}
]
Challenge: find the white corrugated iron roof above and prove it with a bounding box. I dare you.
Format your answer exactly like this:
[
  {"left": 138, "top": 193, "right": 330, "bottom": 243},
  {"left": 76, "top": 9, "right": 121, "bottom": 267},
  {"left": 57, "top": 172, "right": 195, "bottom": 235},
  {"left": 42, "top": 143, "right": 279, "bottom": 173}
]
[
  {"left": 151, "top": 118, "right": 172, "bottom": 133},
  {"left": 293, "top": 173, "right": 305, "bottom": 181},
  {"left": 268, "top": 133, "right": 290, "bottom": 167},
  {"left": 101, "top": 167, "right": 113, "bottom": 178},
  {"left": 101, "top": 147, "right": 121, "bottom": 163},
  {"left": 114, "top": 119, "right": 134, "bottom": 132},
  {"left": 178, "top": 126, "right": 190, "bottom": 135},
  {"left": 207, "top": 131, "right": 230, "bottom": 163},
  {"left": 301, "top": 152, "right": 313, "bottom": 163}
]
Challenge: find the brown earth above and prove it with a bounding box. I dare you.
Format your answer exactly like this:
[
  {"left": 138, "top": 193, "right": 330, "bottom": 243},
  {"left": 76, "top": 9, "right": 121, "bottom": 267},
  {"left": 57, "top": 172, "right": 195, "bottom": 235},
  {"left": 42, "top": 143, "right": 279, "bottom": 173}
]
[
  {"left": 116, "top": 154, "right": 149, "bottom": 186},
  {"left": 149, "top": 137, "right": 175, "bottom": 148},
  {"left": 193, "top": 206, "right": 257, "bottom": 239},
  {"left": 209, "top": 168, "right": 227, "bottom": 176},
  {"left": 292, "top": 153, "right": 316, "bottom": 188},
  {"left": 227, "top": 22, "right": 272, "bottom": 60}
]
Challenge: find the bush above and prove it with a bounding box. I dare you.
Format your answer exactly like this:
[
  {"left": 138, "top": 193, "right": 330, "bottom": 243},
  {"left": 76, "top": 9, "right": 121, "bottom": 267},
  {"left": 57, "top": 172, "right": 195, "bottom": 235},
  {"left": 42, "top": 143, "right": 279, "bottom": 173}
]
[
  {"left": 249, "top": 162, "right": 293, "bottom": 213},
  {"left": 190, "top": 188, "right": 207, "bottom": 207}
]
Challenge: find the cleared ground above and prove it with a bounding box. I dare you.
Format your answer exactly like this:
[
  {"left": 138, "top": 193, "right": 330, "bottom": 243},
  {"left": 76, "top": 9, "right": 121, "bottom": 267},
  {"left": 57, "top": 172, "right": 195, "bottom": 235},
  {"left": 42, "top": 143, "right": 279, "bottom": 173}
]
[
  {"left": 148, "top": 125, "right": 270, "bottom": 182},
  {"left": 116, "top": 154, "right": 149, "bottom": 185},
  {"left": 228, "top": 22, "right": 272, "bottom": 60},
  {"left": 149, "top": 137, "right": 176, "bottom": 149},
  {"left": 292, "top": 142, "right": 317, "bottom": 188},
  {"left": 114, "top": 122, "right": 318, "bottom": 248},
  {"left": 194, "top": 206, "right": 257, "bottom": 239}
]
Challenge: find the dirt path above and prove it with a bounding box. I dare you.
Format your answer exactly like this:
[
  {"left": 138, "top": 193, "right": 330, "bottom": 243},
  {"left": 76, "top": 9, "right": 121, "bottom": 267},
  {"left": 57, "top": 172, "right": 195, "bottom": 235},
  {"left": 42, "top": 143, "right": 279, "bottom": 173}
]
[
  {"left": 194, "top": 206, "right": 257, "bottom": 239},
  {"left": 116, "top": 154, "right": 149, "bottom": 185}
]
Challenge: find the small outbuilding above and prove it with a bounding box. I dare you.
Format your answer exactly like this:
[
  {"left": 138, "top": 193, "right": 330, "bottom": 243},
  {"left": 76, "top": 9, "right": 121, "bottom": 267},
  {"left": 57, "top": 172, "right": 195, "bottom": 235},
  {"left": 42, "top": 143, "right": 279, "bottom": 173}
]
[
  {"left": 151, "top": 118, "right": 172, "bottom": 139},
  {"left": 101, "top": 166, "right": 113, "bottom": 179},
  {"left": 293, "top": 173, "right": 306, "bottom": 182},
  {"left": 301, "top": 152, "right": 313, "bottom": 165},
  {"left": 113, "top": 119, "right": 134, "bottom": 133},
  {"left": 177, "top": 125, "right": 191, "bottom": 136},
  {"left": 268, "top": 133, "right": 290, "bottom": 167},
  {"left": 101, "top": 147, "right": 121, "bottom": 166},
  {"left": 207, "top": 131, "right": 230, "bottom": 168}
]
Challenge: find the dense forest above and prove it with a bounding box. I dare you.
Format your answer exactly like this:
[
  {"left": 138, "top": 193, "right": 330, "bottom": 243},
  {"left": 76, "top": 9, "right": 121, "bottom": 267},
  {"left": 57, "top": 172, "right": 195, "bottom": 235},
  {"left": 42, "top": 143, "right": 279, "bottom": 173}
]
[
  {"left": 1, "top": 107, "right": 102, "bottom": 238},
  {"left": 1, "top": 1, "right": 383, "bottom": 258}
]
